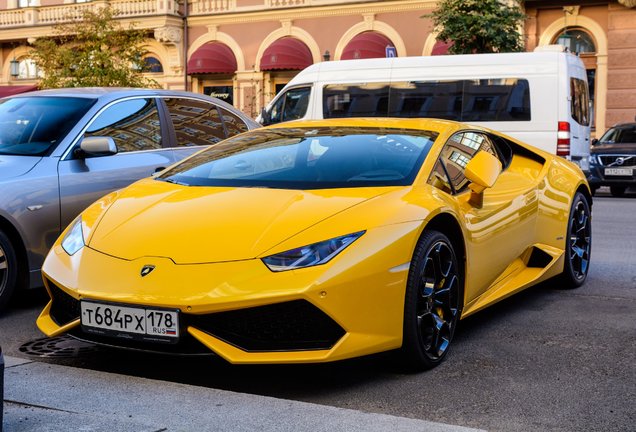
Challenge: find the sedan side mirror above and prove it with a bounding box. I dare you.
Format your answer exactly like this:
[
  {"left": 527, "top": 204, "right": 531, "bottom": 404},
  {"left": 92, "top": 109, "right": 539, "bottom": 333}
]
[
  {"left": 591, "top": 138, "right": 599, "bottom": 146},
  {"left": 75, "top": 136, "right": 118, "bottom": 159},
  {"left": 465, "top": 151, "right": 502, "bottom": 207}
]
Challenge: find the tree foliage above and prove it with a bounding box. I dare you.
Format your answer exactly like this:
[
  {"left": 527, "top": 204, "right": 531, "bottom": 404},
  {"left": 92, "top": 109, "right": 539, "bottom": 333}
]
[
  {"left": 426, "top": 0, "right": 526, "bottom": 54},
  {"left": 30, "top": 7, "right": 159, "bottom": 88}
]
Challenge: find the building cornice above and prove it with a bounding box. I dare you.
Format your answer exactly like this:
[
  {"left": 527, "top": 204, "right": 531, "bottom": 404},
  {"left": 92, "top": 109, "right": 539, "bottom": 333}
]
[{"left": 188, "top": 0, "right": 438, "bottom": 27}]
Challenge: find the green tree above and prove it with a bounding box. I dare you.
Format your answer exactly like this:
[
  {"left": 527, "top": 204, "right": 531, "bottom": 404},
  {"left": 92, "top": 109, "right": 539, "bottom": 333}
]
[
  {"left": 30, "top": 7, "right": 159, "bottom": 88},
  {"left": 426, "top": 0, "right": 526, "bottom": 54}
]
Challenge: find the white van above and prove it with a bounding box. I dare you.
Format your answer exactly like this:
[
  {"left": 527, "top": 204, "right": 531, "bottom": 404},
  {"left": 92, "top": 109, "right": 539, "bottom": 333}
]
[{"left": 258, "top": 46, "right": 591, "bottom": 172}]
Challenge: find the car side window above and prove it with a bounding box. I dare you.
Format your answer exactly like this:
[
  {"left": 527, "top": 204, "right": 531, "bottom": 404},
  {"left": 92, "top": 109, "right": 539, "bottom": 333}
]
[
  {"left": 428, "top": 132, "right": 500, "bottom": 194},
  {"left": 266, "top": 87, "right": 311, "bottom": 125},
  {"left": 164, "top": 98, "right": 226, "bottom": 147},
  {"left": 219, "top": 107, "right": 249, "bottom": 136},
  {"left": 323, "top": 83, "right": 390, "bottom": 118},
  {"left": 85, "top": 98, "right": 162, "bottom": 153}
]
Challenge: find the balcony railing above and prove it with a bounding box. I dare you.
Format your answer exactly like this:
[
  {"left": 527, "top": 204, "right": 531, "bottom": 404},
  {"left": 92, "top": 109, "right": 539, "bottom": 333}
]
[
  {"left": 189, "top": 0, "right": 373, "bottom": 16},
  {"left": 0, "top": 0, "right": 180, "bottom": 29}
]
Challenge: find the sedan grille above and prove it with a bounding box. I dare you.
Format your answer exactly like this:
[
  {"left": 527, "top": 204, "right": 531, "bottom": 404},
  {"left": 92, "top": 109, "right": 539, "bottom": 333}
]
[
  {"left": 598, "top": 155, "right": 636, "bottom": 167},
  {"left": 48, "top": 280, "right": 81, "bottom": 326},
  {"left": 188, "top": 300, "right": 346, "bottom": 352}
]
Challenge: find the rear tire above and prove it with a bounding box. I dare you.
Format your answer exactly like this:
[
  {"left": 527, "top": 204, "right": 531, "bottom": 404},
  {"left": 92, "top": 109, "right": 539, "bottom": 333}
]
[
  {"left": 610, "top": 186, "right": 626, "bottom": 197},
  {"left": 398, "top": 230, "right": 462, "bottom": 371},
  {"left": 0, "top": 230, "right": 19, "bottom": 312},
  {"left": 558, "top": 192, "right": 591, "bottom": 289}
]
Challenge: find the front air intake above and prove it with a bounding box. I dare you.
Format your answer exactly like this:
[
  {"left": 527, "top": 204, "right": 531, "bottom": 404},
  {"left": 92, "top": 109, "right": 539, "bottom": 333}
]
[
  {"left": 47, "top": 280, "right": 81, "bottom": 326},
  {"left": 188, "top": 300, "right": 346, "bottom": 352}
]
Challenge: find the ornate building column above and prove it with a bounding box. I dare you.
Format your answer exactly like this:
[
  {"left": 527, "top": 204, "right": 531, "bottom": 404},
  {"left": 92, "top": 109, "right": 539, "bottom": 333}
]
[{"left": 154, "top": 25, "right": 184, "bottom": 77}]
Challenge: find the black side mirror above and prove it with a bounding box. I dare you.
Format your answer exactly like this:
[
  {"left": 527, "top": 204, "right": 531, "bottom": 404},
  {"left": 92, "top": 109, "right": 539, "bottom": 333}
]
[
  {"left": 260, "top": 108, "right": 271, "bottom": 126},
  {"left": 591, "top": 138, "right": 599, "bottom": 146}
]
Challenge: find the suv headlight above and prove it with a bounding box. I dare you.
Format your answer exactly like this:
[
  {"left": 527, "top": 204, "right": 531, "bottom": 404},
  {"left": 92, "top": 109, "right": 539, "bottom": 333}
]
[
  {"left": 61, "top": 217, "right": 85, "bottom": 256},
  {"left": 262, "top": 231, "right": 365, "bottom": 272}
]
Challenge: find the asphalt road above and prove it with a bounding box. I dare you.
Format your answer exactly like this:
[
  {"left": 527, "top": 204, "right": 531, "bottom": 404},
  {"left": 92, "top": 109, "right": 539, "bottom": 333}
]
[{"left": 1, "top": 189, "right": 635, "bottom": 432}]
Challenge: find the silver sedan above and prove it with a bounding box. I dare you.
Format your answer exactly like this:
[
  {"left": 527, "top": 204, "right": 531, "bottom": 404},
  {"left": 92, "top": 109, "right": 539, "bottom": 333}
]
[{"left": 0, "top": 88, "right": 259, "bottom": 310}]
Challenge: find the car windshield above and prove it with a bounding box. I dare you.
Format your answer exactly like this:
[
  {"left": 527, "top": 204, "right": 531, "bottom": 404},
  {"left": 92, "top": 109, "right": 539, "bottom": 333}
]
[
  {"left": 0, "top": 96, "right": 96, "bottom": 156},
  {"left": 600, "top": 125, "right": 636, "bottom": 144},
  {"left": 158, "top": 126, "right": 438, "bottom": 189}
]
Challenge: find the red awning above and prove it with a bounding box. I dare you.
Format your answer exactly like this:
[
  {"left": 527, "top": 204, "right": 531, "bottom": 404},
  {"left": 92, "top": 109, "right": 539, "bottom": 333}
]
[
  {"left": 341, "top": 32, "right": 395, "bottom": 60},
  {"left": 431, "top": 40, "right": 453, "bottom": 56},
  {"left": 187, "top": 42, "right": 237, "bottom": 75},
  {"left": 260, "top": 37, "right": 313, "bottom": 71},
  {"left": 0, "top": 84, "right": 38, "bottom": 98}
]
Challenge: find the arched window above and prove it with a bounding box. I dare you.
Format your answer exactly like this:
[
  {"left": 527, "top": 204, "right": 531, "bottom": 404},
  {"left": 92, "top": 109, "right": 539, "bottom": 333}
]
[
  {"left": 18, "top": 58, "right": 39, "bottom": 79},
  {"left": 554, "top": 28, "right": 596, "bottom": 54},
  {"left": 144, "top": 56, "right": 164, "bottom": 73}
]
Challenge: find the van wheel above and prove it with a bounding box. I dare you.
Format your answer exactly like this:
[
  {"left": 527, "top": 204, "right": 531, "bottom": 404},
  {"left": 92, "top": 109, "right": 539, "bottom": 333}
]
[
  {"left": 0, "top": 230, "right": 19, "bottom": 312},
  {"left": 610, "top": 186, "right": 625, "bottom": 197}
]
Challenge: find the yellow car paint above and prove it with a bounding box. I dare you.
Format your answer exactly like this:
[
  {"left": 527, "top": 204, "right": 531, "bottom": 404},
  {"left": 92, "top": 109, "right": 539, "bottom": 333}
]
[{"left": 37, "top": 118, "right": 591, "bottom": 365}]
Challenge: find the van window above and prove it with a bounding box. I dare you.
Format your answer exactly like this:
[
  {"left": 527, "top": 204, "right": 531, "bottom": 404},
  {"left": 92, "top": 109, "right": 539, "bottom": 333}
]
[
  {"left": 388, "top": 79, "right": 530, "bottom": 121},
  {"left": 323, "top": 83, "right": 390, "bottom": 118},
  {"left": 323, "top": 79, "right": 530, "bottom": 122},
  {"left": 388, "top": 81, "right": 462, "bottom": 119},
  {"left": 570, "top": 78, "right": 590, "bottom": 126},
  {"left": 269, "top": 87, "right": 310, "bottom": 124},
  {"left": 462, "top": 79, "right": 530, "bottom": 121}
]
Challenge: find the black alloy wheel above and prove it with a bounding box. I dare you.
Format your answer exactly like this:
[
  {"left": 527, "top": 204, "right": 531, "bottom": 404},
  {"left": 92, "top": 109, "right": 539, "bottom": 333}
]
[
  {"left": 559, "top": 192, "right": 591, "bottom": 288},
  {"left": 399, "top": 230, "right": 462, "bottom": 371},
  {"left": 0, "top": 230, "right": 18, "bottom": 312}
]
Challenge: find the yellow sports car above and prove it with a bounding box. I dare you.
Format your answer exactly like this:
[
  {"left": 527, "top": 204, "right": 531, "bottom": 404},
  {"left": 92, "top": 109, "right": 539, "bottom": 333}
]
[{"left": 37, "top": 118, "right": 592, "bottom": 370}]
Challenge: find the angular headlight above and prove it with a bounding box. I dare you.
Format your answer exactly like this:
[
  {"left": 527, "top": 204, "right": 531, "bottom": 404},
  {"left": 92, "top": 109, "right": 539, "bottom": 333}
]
[
  {"left": 61, "top": 217, "right": 85, "bottom": 256},
  {"left": 262, "top": 231, "right": 365, "bottom": 272}
]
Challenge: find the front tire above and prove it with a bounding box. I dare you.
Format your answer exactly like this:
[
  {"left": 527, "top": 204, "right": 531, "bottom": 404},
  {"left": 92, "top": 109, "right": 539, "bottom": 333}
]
[
  {"left": 558, "top": 192, "right": 591, "bottom": 289},
  {"left": 0, "top": 230, "right": 19, "bottom": 312},
  {"left": 398, "top": 230, "right": 462, "bottom": 371}
]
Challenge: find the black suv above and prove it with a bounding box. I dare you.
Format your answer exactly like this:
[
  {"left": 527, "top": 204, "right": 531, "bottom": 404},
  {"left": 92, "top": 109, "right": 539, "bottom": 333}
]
[{"left": 588, "top": 123, "right": 636, "bottom": 197}]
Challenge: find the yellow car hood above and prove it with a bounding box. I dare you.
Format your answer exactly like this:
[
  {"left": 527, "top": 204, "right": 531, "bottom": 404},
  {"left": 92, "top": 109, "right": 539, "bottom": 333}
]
[{"left": 87, "top": 179, "right": 392, "bottom": 264}]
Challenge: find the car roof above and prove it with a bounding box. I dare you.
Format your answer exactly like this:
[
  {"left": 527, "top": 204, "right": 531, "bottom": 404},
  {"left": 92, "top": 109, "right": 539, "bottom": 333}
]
[{"left": 3, "top": 87, "right": 257, "bottom": 125}]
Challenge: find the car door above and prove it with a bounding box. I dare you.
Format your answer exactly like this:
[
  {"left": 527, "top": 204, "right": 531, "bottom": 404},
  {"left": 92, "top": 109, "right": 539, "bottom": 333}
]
[
  {"left": 428, "top": 131, "right": 539, "bottom": 303},
  {"left": 160, "top": 97, "right": 245, "bottom": 162},
  {"left": 58, "top": 97, "right": 176, "bottom": 230}
]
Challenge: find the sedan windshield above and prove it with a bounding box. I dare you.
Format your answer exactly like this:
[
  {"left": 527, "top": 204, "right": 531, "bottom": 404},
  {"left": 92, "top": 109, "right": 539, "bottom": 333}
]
[
  {"left": 0, "top": 97, "right": 96, "bottom": 156},
  {"left": 600, "top": 125, "right": 636, "bottom": 144},
  {"left": 158, "top": 126, "right": 438, "bottom": 189}
]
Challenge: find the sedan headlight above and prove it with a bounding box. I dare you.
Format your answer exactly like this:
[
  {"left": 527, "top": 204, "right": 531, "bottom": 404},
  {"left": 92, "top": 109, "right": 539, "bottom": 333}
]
[
  {"left": 61, "top": 217, "right": 85, "bottom": 256},
  {"left": 262, "top": 231, "right": 365, "bottom": 272}
]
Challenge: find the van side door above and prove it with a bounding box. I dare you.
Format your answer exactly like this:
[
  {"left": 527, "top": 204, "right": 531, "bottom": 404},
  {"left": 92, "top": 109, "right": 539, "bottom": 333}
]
[{"left": 262, "top": 86, "right": 311, "bottom": 125}]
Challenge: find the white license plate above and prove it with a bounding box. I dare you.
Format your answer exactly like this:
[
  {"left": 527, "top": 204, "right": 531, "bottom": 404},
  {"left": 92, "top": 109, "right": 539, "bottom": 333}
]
[
  {"left": 81, "top": 301, "right": 179, "bottom": 340},
  {"left": 605, "top": 167, "right": 633, "bottom": 176}
]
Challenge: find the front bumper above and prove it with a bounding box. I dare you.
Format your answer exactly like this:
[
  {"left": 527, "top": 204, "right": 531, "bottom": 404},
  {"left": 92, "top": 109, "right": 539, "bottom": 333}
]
[
  {"left": 587, "top": 163, "right": 636, "bottom": 189},
  {"left": 37, "top": 223, "right": 419, "bottom": 364}
]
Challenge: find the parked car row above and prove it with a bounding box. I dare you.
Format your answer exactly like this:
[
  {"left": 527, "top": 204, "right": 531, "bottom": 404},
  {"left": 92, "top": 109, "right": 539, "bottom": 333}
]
[{"left": 0, "top": 88, "right": 259, "bottom": 311}]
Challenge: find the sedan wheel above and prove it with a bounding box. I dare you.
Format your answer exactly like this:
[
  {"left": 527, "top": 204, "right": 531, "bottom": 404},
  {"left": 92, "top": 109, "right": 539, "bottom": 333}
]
[
  {"left": 559, "top": 192, "right": 591, "bottom": 288},
  {"left": 399, "top": 230, "right": 462, "bottom": 370},
  {"left": 0, "top": 231, "right": 18, "bottom": 312}
]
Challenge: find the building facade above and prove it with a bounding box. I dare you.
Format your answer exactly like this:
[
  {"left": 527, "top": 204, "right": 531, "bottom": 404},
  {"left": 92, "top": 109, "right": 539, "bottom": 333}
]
[{"left": 1, "top": 0, "right": 635, "bottom": 133}]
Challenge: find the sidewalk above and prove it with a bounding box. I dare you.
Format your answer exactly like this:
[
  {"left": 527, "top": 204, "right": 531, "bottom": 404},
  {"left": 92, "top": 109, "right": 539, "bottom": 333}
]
[{"left": 3, "top": 356, "right": 485, "bottom": 432}]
